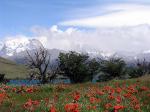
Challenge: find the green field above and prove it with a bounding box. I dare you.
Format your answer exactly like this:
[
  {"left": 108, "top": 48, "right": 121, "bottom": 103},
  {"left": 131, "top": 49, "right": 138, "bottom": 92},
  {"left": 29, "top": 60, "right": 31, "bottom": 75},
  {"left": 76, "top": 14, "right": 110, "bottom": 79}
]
[
  {"left": 0, "top": 57, "right": 28, "bottom": 79},
  {"left": 0, "top": 75, "right": 150, "bottom": 112}
]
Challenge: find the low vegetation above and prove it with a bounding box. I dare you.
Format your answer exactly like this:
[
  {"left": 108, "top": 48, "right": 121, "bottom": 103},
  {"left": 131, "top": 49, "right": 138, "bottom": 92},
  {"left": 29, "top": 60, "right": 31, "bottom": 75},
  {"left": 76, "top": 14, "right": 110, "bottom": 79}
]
[
  {"left": 0, "top": 75, "right": 150, "bottom": 112},
  {"left": 0, "top": 57, "right": 28, "bottom": 79}
]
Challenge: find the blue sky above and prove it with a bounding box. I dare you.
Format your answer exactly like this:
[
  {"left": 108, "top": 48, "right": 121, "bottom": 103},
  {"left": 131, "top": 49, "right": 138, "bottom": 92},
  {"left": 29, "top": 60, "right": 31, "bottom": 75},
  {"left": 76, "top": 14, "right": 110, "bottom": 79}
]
[
  {"left": 0, "top": 0, "right": 106, "bottom": 38},
  {"left": 1, "top": 0, "right": 150, "bottom": 53},
  {"left": 1, "top": 0, "right": 150, "bottom": 38}
]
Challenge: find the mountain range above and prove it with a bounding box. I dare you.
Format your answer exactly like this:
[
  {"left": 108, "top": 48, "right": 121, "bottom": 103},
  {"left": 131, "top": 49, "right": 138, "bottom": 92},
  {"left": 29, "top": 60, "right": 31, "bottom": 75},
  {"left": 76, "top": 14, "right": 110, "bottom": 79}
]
[{"left": 1, "top": 38, "right": 150, "bottom": 64}]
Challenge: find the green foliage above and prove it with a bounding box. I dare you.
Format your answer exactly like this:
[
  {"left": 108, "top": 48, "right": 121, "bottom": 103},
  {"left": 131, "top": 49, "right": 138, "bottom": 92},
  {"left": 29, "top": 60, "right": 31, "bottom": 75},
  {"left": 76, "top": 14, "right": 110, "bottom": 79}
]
[
  {"left": 127, "top": 59, "right": 150, "bottom": 78},
  {"left": 99, "top": 57, "right": 126, "bottom": 80},
  {"left": 0, "top": 76, "right": 150, "bottom": 112},
  {"left": 127, "top": 66, "right": 143, "bottom": 78},
  {"left": 58, "top": 51, "right": 99, "bottom": 83},
  {"left": 87, "top": 58, "right": 100, "bottom": 80}
]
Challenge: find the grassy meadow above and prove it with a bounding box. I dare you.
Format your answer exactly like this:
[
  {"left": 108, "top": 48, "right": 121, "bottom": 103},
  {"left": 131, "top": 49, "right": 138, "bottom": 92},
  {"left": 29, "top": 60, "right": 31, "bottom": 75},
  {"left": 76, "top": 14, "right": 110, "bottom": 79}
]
[
  {"left": 0, "top": 57, "right": 28, "bottom": 79},
  {"left": 0, "top": 75, "right": 150, "bottom": 112}
]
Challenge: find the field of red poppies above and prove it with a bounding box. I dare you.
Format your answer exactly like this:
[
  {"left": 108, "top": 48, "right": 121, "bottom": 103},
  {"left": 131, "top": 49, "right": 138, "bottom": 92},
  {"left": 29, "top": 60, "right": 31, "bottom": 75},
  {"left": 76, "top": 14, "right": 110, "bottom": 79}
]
[{"left": 0, "top": 76, "right": 150, "bottom": 112}]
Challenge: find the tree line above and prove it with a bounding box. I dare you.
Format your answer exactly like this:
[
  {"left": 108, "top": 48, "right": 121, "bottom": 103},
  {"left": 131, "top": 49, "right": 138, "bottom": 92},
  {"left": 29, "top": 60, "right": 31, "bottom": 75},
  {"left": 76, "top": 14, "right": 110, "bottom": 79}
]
[{"left": 26, "top": 47, "right": 150, "bottom": 84}]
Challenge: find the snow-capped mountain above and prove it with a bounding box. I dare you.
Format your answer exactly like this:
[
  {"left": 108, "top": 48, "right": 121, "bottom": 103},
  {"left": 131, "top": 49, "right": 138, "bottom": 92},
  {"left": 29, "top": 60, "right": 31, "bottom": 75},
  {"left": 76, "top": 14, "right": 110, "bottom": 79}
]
[
  {"left": 0, "top": 37, "right": 115, "bottom": 59},
  {"left": 0, "top": 38, "right": 64, "bottom": 64},
  {"left": 1, "top": 37, "right": 150, "bottom": 65},
  {"left": 0, "top": 38, "right": 43, "bottom": 57}
]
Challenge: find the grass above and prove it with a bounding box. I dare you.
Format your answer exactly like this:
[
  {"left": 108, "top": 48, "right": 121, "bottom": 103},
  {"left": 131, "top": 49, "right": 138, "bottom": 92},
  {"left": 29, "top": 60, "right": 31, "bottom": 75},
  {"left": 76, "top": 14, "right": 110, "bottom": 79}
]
[
  {"left": 0, "top": 75, "right": 150, "bottom": 112},
  {"left": 0, "top": 57, "right": 28, "bottom": 79}
]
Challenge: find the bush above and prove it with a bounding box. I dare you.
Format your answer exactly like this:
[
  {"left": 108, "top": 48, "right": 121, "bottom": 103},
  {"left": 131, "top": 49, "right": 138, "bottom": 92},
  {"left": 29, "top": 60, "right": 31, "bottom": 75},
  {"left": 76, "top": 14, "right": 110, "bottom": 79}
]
[
  {"left": 127, "top": 59, "right": 150, "bottom": 78},
  {"left": 99, "top": 57, "right": 126, "bottom": 80},
  {"left": 58, "top": 51, "right": 99, "bottom": 83},
  {"left": 0, "top": 74, "right": 5, "bottom": 83}
]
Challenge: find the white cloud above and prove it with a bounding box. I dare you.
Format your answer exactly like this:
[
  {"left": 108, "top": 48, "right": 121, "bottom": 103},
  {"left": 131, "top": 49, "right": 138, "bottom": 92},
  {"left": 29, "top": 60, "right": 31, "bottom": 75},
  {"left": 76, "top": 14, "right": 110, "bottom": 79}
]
[
  {"left": 31, "top": 25, "right": 150, "bottom": 53},
  {"left": 32, "top": 25, "right": 83, "bottom": 51},
  {"left": 2, "top": 24, "right": 150, "bottom": 54},
  {"left": 60, "top": 4, "right": 150, "bottom": 28}
]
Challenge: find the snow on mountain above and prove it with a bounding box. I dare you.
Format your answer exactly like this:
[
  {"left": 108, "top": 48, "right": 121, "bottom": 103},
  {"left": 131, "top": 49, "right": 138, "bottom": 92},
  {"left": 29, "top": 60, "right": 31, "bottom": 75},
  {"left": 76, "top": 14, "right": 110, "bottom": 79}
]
[
  {"left": 0, "top": 37, "right": 110, "bottom": 63},
  {"left": 87, "top": 51, "right": 115, "bottom": 58},
  {"left": 0, "top": 38, "right": 43, "bottom": 56},
  {"left": 1, "top": 36, "right": 150, "bottom": 64}
]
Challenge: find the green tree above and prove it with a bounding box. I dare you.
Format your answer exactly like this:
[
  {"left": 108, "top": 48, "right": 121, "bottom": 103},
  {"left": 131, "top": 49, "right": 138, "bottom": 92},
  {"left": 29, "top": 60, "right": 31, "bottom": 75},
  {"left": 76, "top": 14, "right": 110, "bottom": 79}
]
[
  {"left": 128, "top": 59, "right": 150, "bottom": 78},
  {"left": 99, "top": 57, "right": 126, "bottom": 80},
  {"left": 87, "top": 58, "right": 100, "bottom": 81},
  {"left": 58, "top": 51, "right": 99, "bottom": 83}
]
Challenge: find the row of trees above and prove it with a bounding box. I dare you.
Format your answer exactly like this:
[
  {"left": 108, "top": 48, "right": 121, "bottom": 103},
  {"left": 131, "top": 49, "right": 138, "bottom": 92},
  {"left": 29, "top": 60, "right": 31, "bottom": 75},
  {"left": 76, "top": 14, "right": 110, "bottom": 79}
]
[{"left": 26, "top": 47, "right": 150, "bottom": 84}]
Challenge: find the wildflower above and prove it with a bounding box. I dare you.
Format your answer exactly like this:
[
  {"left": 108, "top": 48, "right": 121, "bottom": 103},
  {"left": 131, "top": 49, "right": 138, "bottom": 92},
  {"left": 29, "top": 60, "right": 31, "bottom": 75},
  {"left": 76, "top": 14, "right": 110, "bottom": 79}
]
[
  {"left": 12, "top": 87, "right": 17, "bottom": 92},
  {"left": 23, "top": 99, "right": 40, "bottom": 111},
  {"left": 50, "top": 105, "right": 57, "bottom": 112},
  {"left": 140, "top": 86, "right": 149, "bottom": 91},
  {"left": 23, "top": 99, "right": 33, "bottom": 110},
  {"left": 115, "top": 96, "right": 122, "bottom": 103},
  {"left": 87, "top": 105, "right": 91, "bottom": 110},
  {"left": 108, "top": 95, "right": 115, "bottom": 100},
  {"left": 97, "top": 90, "right": 105, "bottom": 95},
  {"left": 26, "top": 87, "right": 34, "bottom": 93},
  {"left": 130, "top": 96, "right": 139, "bottom": 104},
  {"left": 87, "top": 105, "right": 96, "bottom": 110},
  {"left": 73, "top": 92, "right": 80, "bottom": 101},
  {"left": 89, "top": 97, "right": 96, "bottom": 104},
  {"left": 105, "top": 103, "right": 112, "bottom": 109},
  {"left": 65, "top": 103, "right": 79, "bottom": 112},
  {"left": 116, "top": 87, "right": 122, "bottom": 94},
  {"left": 0, "top": 93, "right": 6, "bottom": 104},
  {"left": 114, "top": 105, "right": 125, "bottom": 112},
  {"left": 134, "top": 104, "right": 140, "bottom": 110},
  {"left": 92, "top": 106, "right": 96, "bottom": 110},
  {"left": 89, "top": 97, "right": 101, "bottom": 104},
  {"left": 123, "top": 93, "right": 131, "bottom": 98}
]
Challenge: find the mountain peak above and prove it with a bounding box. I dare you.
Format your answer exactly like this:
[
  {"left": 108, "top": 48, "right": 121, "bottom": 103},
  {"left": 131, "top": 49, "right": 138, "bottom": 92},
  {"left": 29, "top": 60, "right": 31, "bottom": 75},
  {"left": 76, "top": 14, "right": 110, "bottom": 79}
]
[{"left": 0, "top": 38, "right": 43, "bottom": 56}]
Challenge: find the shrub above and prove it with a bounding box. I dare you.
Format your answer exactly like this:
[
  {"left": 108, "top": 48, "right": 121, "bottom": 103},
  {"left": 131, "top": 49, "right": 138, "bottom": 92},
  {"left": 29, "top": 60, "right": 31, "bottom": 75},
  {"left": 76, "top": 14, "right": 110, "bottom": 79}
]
[
  {"left": 58, "top": 51, "right": 99, "bottom": 83},
  {"left": 99, "top": 57, "right": 126, "bottom": 80}
]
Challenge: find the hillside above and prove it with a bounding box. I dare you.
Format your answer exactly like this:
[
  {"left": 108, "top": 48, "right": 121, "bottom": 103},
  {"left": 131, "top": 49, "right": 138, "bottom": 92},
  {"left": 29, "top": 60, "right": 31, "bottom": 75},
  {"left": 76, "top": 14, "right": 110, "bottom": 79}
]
[{"left": 0, "top": 57, "right": 28, "bottom": 79}]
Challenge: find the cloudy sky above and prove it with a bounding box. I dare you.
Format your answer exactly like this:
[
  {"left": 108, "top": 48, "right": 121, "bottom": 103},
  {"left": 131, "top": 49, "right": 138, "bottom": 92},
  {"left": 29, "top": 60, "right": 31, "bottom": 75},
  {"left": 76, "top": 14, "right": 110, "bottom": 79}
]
[{"left": 1, "top": 0, "right": 150, "bottom": 53}]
